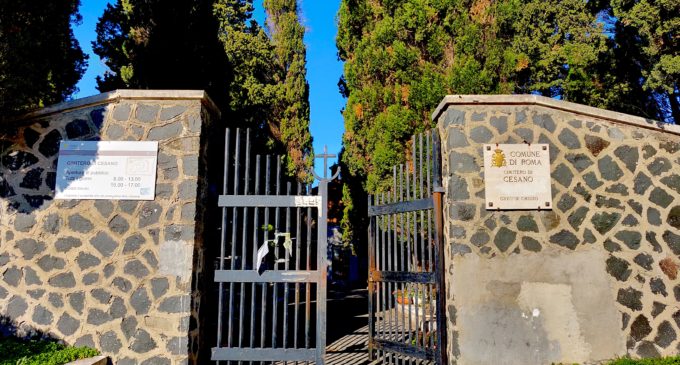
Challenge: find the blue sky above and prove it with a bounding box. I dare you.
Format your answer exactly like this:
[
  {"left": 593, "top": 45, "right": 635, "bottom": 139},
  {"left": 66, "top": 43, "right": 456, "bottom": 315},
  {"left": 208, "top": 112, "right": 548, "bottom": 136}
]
[{"left": 73, "top": 0, "right": 344, "bottom": 176}]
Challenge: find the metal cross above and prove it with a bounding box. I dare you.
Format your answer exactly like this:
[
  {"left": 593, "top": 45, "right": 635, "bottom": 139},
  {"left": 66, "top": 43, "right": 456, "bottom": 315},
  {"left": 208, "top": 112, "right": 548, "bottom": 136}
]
[{"left": 312, "top": 145, "right": 340, "bottom": 182}]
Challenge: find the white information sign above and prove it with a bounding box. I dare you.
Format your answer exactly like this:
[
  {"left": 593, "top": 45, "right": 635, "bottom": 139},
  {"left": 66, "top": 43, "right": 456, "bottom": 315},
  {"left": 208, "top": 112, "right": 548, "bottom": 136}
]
[
  {"left": 483, "top": 143, "right": 552, "bottom": 210},
  {"left": 55, "top": 141, "right": 158, "bottom": 200}
]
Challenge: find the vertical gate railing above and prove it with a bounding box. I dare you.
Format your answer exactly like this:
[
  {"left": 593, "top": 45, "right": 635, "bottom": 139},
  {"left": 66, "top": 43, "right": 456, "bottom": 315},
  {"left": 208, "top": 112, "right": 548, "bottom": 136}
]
[
  {"left": 211, "top": 128, "right": 333, "bottom": 364},
  {"left": 367, "top": 130, "right": 447, "bottom": 365}
]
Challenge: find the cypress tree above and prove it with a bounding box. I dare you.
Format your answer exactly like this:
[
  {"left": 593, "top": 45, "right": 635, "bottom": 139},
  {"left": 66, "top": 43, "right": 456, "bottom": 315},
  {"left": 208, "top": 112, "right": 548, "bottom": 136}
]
[
  {"left": 336, "top": 0, "right": 676, "bottom": 242},
  {"left": 263, "top": 0, "right": 313, "bottom": 181},
  {"left": 214, "top": 0, "right": 312, "bottom": 180},
  {"left": 214, "top": 0, "right": 276, "bottom": 127},
  {"left": 96, "top": 0, "right": 314, "bottom": 181},
  {"left": 0, "top": 0, "right": 87, "bottom": 117},
  {"left": 610, "top": 0, "right": 680, "bottom": 122},
  {"left": 93, "top": 0, "right": 230, "bottom": 109},
  {"left": 337, "top": 0, "right": 468, "bottom": 243}
]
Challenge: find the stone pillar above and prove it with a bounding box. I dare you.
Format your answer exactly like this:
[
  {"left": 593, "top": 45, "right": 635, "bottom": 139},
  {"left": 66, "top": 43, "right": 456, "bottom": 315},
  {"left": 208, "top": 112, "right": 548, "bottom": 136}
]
[
  {"left": 0, "top": 90, "right": 220, "bottom": 365},
  {"left": 433, "top": 95, "right": 680, "bottom": 364}
]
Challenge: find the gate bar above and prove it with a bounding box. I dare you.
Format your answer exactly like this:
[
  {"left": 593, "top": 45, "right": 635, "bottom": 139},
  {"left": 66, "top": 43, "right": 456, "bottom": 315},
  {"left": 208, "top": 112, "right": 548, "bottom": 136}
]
[
  {"left": 214, "top": 270, "right": 324, "bottom": 283},
  {"left": 316, "top": 179, "right": 329, "bottom": 363},
  {"left": 212, "top": 348, "right": 316, "bottom": 361},
  {"left": 216, "top": 128, "right": 229, "bottom": 350},
  {"left": 432, "top": 131, "right": 448, "bottom": 365},
  {"left": 219, "top": 194, "right": 322, "bottom": 208},
  {"left": 368, "top": 195, "right": 376, "bottom": 361},
  {"left": 369, "top": 271, "right": 435, "bottom": 284}
]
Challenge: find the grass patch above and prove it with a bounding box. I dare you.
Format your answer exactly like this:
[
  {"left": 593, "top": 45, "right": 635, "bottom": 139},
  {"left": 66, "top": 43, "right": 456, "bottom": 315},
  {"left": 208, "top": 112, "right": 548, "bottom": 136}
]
[
  {"left": 604, "top": 358, "right": 680, "bottom": 365},
  {"left": 557, "top": 358, "right": 680, "bottom": 365},
  {"left": 0, "top": 336, "right": 99, "bottom": 365}
]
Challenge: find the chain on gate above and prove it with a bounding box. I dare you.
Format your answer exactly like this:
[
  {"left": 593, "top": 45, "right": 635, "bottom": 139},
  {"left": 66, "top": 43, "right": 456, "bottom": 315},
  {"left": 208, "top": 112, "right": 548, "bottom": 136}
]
[
  {"left": 211, "top": 128, "right": 338, "bottom": 364},
  {"left": 367, "top": 130, "right": 447, "bottom": 365}
]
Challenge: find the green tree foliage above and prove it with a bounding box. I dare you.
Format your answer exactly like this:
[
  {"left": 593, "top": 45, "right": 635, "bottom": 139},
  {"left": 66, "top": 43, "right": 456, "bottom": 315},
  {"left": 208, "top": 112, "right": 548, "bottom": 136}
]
[
  {"left": 0, "top": 0, "right": 87, "bottom": 117},
  {"left": 263, "top": 0, "right": 313, "bottom": 180},
  {"left": 93, "top": 0, "right": 230, "bottom": 109},
  {"left": 336, "top": 0, "right": 679, "bottom": 241},
  {"left": 214, "top": 0, "right": 275, "bottom": 126},
  {"left": 511, "top": 0, "right": 610, "bottom": 101},
  {"left": 214, "top": 0, "right": 312, "bottom": 180},
  {"left": 610, "top": 0, "right": 680, "bottom": 122},
  {"left": 96, "top": 0, "right": 312, "bottom": 180}
]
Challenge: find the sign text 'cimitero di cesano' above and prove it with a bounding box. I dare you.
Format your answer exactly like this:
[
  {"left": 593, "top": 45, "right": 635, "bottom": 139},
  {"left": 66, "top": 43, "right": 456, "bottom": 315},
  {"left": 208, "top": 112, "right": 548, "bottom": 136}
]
[
  {"left": 54, "top": 141, "right": 158, "bottom": 200},
  {"left": 483, "top": 143, "right": 552, "bottom": 210}
]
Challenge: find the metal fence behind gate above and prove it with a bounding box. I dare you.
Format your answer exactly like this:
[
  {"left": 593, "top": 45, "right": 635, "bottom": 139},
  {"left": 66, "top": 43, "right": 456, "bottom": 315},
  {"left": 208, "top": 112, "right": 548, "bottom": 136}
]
[
  {"left": 212, "top": 128, "right": 328, "bottom": 364},
  {"left": 367, "top": 130, "right": 447, "bottom": 365}
]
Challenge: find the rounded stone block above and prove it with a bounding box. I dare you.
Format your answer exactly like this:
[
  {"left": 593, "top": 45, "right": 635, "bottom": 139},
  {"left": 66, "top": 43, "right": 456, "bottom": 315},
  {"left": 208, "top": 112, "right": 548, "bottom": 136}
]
[
  {"left": 14, "top": 213, "right": 37, "bottom": 232},
  {"left": 654, "top": 321, "right": 676, "bottom": 348},
  {"left": 68, "top": 291, "right": 85, "bottom": 314},
  {"left": 3, "top": 266, "right": 22, "bottom": 287},
  {"left": 48, "top": 292, "right": 63, "bottom": 308},
  {"left": 549, "top": 229, "right": 579, "bottom": 250},
  {"left": 148, "top": 121, "right": 183, "bottom": 141},
  {"left": 617, "top": 287, "right": 643, "bottom": 311},
  {"left": 113, "top": 277, "right": 133, "bottom": 293},
  {"left": 68, "top": 214, "right": 94, "bottom": 233},
  {"left": 31, "top": 305, "right": 53, "bottom": 325},
  {"left": 65, "top": 119, "right": 92, "bottom": 139},
  {"left": 112, "top": 104, "right": 132, "bottom": 121},
  {"left": 37, "top": 255, "right": 66, "bottom": 272},
  {"left": 130, "top": 329, "right": 157, "bottom": 353},
  {"left": 6, "top": 295, "right": 28, "bottom": 318},
  {"left": 15, "top": 238, "right": 45, "bottom": 260},
  {"left": 140, "top": 356, "right": 171, "bottom": 365},
  {"left": 558, "top": 128, "right": 581, "bottom": 149},
  {"left": 158, "top": 295, "right": 191, "bottom": 313},
  {"left": 124, "top": 260, "right": 150, "bottom": 278},
  {"left": 160, "top": 105, "right": 187, "bottom": 121},
  {"left": 55, "top": 236, "right": 82, "bottom": 252},
  {"left": 131, "top": 287, "right": 151, "bottom": 315},
  {"left": 57, "top": 312, "right": 79, "bottom": 336},
  {"left": 667, "top": 206, "right": 680, "bottom": 230},
  {"left": 48, "top": 272, "right": 76, "bottom": 288},
  {"left": 87, "top": 308, "right": 113, "bottom": 325},
  {"left": 598, "top": 156, "right": 624, "bottom": 181},
  {"left": 521, "top": 237, "right": 542, "bottom": 252},
  {"left": 630, "top": 315, "right": 652, "bottom": 341},
  {"left": 493, "top": 227, "right": 516, "bottom": 252},
  {"left": 90, "top": 231, "right": 117, "bottom": 257},
  {"left": 99, "top": 330, "right": 122, "bottom": 353},
  {"left": 136, "top": 104, "right": 161, "bottom": 123},
  {"left": 606, "top": 256, "right": 631, "bottom": 282},
  {"left": 470, "top": 126, "right": 493, "bottom": 143},
  {"left": 109, "top": 214, "right": 130, "bottom": 235}
]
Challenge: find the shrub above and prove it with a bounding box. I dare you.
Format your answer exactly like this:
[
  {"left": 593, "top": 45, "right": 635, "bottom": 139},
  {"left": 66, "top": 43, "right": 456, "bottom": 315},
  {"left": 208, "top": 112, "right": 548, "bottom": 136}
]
[
  {"left": 605, "top": 357, "right": 680, "bottom": 365},
  {"left": 0, "top": 337, "right": 99, "bottom": 365}
]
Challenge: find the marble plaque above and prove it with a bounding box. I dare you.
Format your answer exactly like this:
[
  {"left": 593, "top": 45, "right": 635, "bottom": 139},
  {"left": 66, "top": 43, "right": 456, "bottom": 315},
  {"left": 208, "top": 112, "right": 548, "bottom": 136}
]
[
  {"left": 55, "top": 141, "right": 158, "bottom": 200},
  {"left": 483, "top": 143, "right": 552, "bottom": 210}
]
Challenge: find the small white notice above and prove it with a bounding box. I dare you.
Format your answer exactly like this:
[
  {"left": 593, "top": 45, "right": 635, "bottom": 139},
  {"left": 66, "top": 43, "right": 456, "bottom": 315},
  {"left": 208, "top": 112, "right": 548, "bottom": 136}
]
[
  {"left": 55, "top": 141, "right": 158, "bottom": 200},
  {"left": 483, "top": 144, "right": 552, "bottom": 210}
]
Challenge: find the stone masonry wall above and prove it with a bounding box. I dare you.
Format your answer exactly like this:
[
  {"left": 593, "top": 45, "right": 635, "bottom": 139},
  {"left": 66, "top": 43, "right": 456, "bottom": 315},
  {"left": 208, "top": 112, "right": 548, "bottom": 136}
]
[
  {"left": 434, "top": 95, "right": 680, "bottom": 365},
  {"left": 0, "top": 90, "right": 219, "bottom": 365}
]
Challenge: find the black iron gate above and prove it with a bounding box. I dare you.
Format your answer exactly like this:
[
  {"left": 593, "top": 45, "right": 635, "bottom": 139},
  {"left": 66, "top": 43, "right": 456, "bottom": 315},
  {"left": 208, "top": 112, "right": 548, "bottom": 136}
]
[
  {"left": 367, "top": 130, "right": 447, "bottom": 365},
  {"left": 212, "top": 128, "right": 334, "bottom": 364}
]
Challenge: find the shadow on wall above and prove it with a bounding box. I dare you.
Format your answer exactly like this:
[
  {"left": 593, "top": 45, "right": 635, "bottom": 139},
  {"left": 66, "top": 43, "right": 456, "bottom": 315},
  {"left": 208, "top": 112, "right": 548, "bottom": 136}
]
[
  {"left": 0, "top": 314, "right": 54, "bottom": 340},
  {"left": 0, "top": 107, "right": 105, "bottom": 214},
  {"left": 0, "top": 314, "right": 110, "bottom": 364}
]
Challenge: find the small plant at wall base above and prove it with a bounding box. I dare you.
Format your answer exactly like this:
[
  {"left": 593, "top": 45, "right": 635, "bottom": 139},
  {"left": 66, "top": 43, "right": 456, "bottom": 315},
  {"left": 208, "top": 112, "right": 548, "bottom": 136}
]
[
  {"left": 0, "top": 337, "right": 99, "bottom": 365},
  {"left": 554, "top": 357, "right": 680, "bottom": 365},
  {"left": 605, "top": 358, "right": 680, "bottom": 365}
]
